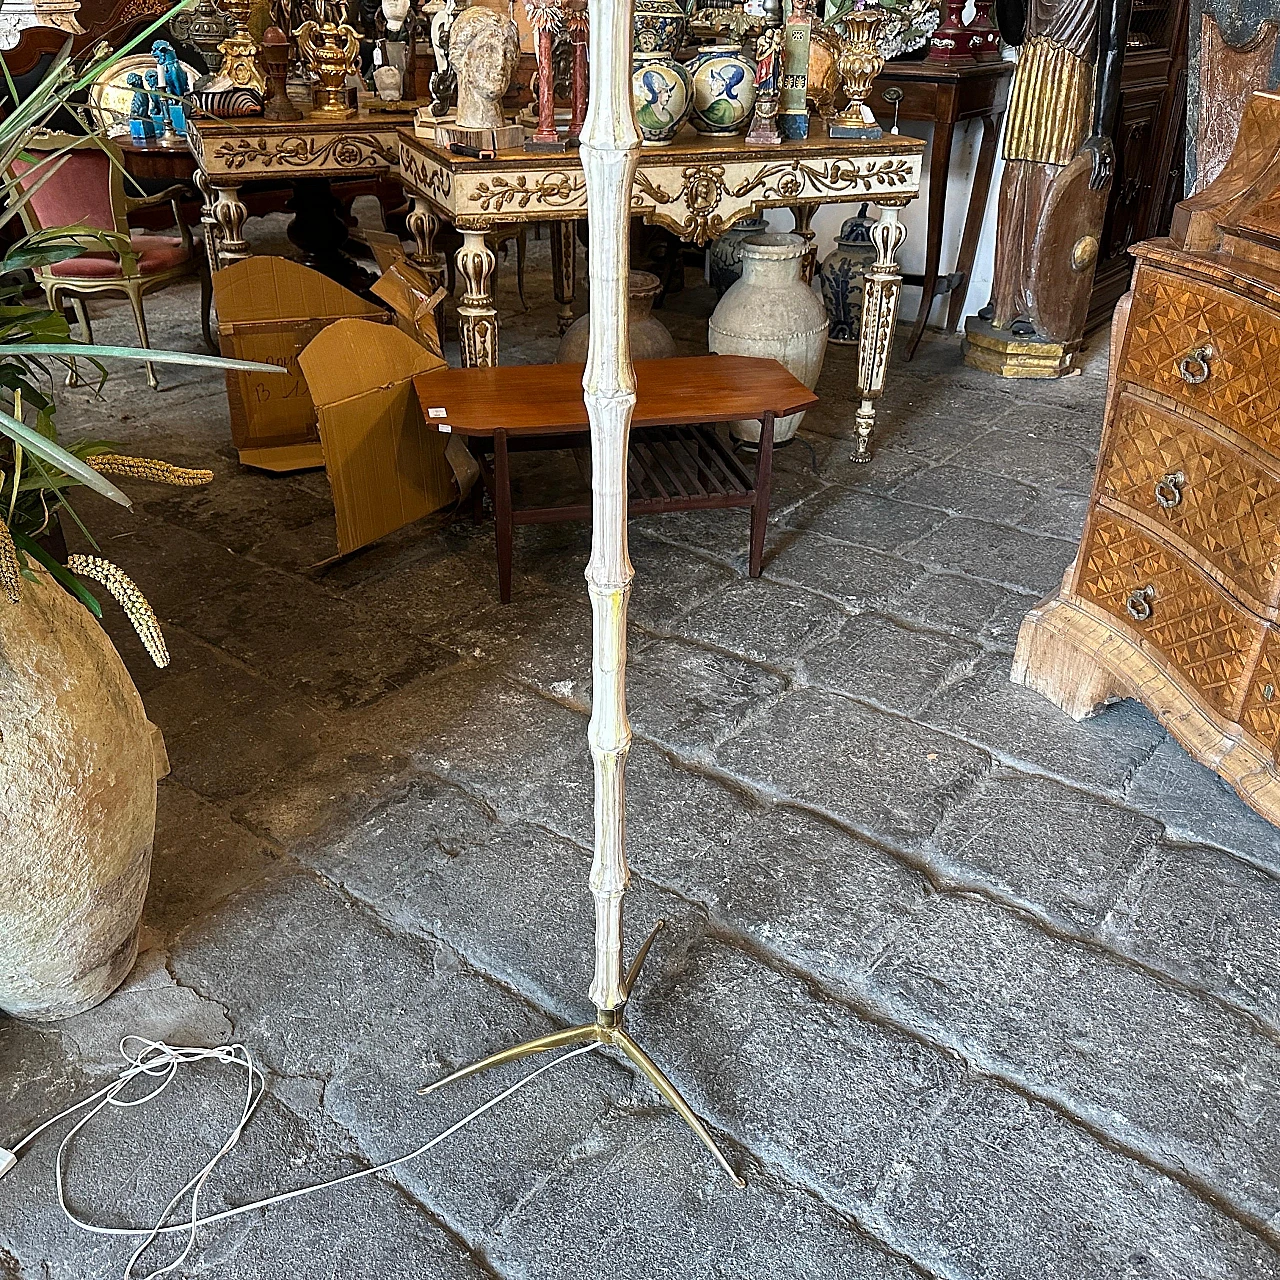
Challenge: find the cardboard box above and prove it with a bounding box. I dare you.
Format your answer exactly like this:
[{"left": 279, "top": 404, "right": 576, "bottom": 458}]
[
  {"left": 298, "top": 316, "right": 478, "bottom": 558},
  {"left": 212, "top": 257, "right": 391, "bottom": 472}
]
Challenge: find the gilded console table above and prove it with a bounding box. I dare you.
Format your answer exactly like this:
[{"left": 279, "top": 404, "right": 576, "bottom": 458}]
[
  {"left": 186, "top": 107, "right": 415, "bottom": 282},
  {"left": 398, "top": 125, "right": 925, "bottom": 459}
]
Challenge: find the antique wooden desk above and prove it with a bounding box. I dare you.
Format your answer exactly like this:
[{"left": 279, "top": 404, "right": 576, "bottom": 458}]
[
  {"left": 413, "top": 354, "right": 818, "bottom": 601},
  {"left": 867, "top": 59, "right": 1014, "bottom": 359},
  {"left": 185, "top": 107, "right": 415, "bottom": 279},
  {"left": 400, "top": 124, "right": 924, "bottom": 459}
]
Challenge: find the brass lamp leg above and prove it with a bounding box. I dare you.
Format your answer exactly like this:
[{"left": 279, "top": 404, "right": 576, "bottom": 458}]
[
  {"left": 417, "top": 1024, "right": 600, "bottom": 1099},
  {"left": 611, "top": 1029, "right": 746, "bottom": 1188}
]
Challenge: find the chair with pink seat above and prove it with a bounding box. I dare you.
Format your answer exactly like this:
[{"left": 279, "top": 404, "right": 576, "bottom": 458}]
[{"left": 9, "top": 132, "right": 212, "bottom": 389}]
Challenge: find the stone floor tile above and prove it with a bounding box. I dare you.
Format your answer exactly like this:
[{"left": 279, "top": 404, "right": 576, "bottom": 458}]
[
  {"left": 1101, "top": 838, "right": 1280, "bottom": 1030},
  {"left": 763, "top": 532, "right": 925, "bottom": 612},
  {"left": 903, "top": 515, "right": 1077, "bottom": 595},
  {"left": 1123, "top": 736, "right": 1280, "bottom": 875},
  {"left": 890, "top": 571, "right": 1035, "bottom": 652},
  {"left": 801, "top": 611, "right": 982, "bottom": 715},
  {"left": 672, "top": 577, "right": 849, "bottom": 670},
  {"left": 866, "top": 893, "right": 1280, "bottom": 1224},
  {"left": 965, "top": 426, "right": 1100, "bottom": 495},
  {"left": 921, "top": 654, "right": 1167, "bottom": 795},
  {"left": 923, "top": 769, "right": 1162, "bottom": 931},
  {"left": 888, "top": 463, "right": 1041, "bottom": 527},
  {"left": 715, "top": 685, "right": 991, "bottom": 843},
  {"left": 782, "top": 488, "right": 949, "bottom": 556}
]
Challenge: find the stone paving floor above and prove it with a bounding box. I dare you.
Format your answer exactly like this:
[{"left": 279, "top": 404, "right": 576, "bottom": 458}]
[{"left": 2, "top": 220, "right": 1279, "bottom": 1280}]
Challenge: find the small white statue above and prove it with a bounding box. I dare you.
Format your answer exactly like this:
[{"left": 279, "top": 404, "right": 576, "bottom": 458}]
[{"left": 449, "top": 4, "right": 518, "bottom": 130}]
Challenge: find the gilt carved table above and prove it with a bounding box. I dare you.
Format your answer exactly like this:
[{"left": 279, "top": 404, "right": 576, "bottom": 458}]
[
  {"left": 398, "top": 124, "right": 925, "bottom": 459},
  {"left": 186, "top": 107, "right": 415, "bottom": 283}
]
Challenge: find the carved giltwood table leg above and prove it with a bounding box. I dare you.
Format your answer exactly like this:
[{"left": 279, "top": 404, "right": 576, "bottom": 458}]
[
  {"left": 789, "top": 204, "right": 818, "bottom": 284},
  {"left": 550, "top": 219, "right": 577, "bottom": 333},
  {"left": 210, "top": 184, "right": 250, "bottom": 267},
  {"left": 456, "top": 227, "right": 498, "bottom": 368},
  {"left": 854, "top": 204, "right": 908, "bottom": 462},
  {"left": 407, "top": 196, "right": 445, "bottom": 285},
  {"left": 194, "top": 169, "right": 222, "bottom": 275}
]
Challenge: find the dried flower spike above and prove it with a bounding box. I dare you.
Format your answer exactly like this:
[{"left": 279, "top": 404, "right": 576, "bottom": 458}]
[
  {"left": 66, "top": 554, "right": 169, "bottom": 667},
  {"left": 88, "top": 455, "right": 214, "bottom": 488},
  {"left": 0, "top": 518, "right": 20, "bottom": 604}
]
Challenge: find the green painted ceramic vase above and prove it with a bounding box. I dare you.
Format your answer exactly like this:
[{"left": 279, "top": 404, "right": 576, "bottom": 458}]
[{"left": 632, "top": 51, "right": 693, "bottom": 146}]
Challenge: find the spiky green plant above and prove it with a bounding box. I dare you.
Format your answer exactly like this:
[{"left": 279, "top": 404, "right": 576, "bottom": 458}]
[{"left": 0, "top": 11, "right": 278, "bottom": 665}]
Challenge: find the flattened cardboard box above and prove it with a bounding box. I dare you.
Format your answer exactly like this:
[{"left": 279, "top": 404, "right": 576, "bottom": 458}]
[
  {"left": 298, "top": 317, "right": 464, "bottom": 557},
  {"left": 212, "top": 256, "right": 390, "bottom": 472}
]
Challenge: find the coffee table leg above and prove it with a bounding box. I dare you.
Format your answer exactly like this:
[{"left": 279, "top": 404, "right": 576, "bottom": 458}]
[
  {"left": 457, "top": 227, "right": 498, "bottom": 368},
  {"left": 750, "top": 411, "right": 775, "bottom": 577},
  {"left": 550, "top": 219, "right": 576, "bottom": 334},
  {"left": 493, "top": 428, "right": 513, "bottom": 603},
  {"left": 854, "top": 205, "right": 908, "bottom": 463}
]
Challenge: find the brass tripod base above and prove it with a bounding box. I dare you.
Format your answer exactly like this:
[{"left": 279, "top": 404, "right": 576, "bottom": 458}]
[{"left": 418, "top": 922, "right": 746, "bottom": 1188}]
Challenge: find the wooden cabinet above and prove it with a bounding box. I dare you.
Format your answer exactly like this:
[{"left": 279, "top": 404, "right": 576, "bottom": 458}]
[{"left": 1014, "top": 93, "right": 1280, "bottom": 826}]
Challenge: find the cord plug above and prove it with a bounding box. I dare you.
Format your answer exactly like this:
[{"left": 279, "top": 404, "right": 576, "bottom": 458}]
[{"left": 0, "top": 1149, "right": 16, "bottom": 1181}]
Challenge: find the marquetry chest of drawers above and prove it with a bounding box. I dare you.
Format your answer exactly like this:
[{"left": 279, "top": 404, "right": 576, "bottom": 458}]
[{"left": 1012, "top": 92, "right": 1280, "bottom": 825}]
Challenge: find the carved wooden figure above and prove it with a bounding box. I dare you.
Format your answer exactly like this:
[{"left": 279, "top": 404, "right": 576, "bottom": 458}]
[{"left": 963, "top": 0, "right": 1133, "bottom": 376}]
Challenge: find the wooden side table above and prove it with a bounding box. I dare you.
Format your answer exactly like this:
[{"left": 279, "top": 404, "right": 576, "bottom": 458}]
[
  {"left": 867, "top": 58, "right": 1014, "bottom": 359},
  {"left": 413, "top": 354, "right": 818, "bottom": 601}
]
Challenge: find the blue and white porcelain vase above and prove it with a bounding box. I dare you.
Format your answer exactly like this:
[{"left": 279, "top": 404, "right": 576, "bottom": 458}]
[
  {"left": 818, "top": 204, "right": 877, "bottom": 345},
  {"left": 633, "top": 0, "right": 687, "bottom": 54},
  {"left": 708, "top": 215, "right": 768, "bottom": 297},
  {"left": 709, "top": 233, "right": 828, "bottom": 444},
  {"left": 686, "top": 45, "right": 756, "bottom": 135},
  {"left": 632, "top": 51, "right": 693, "bottom": 145}
]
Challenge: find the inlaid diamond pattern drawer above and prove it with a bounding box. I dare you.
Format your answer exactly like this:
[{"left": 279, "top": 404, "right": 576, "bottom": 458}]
[
  {"left": 1120, "top": 267, "right": 1280, "bottom": 454},
  {"left": 1240, "top": 628, "right": 1280, "bottom": 755},
  {"left": 1098, "top": 392, "right": 1280, "bottom": 616},
  {"left": 1075, "top": 508, "right": 1264, "bottom": 721}
]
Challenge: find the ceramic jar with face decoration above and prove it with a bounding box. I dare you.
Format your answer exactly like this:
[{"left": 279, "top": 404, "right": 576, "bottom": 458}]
[
  {"left": 450, "top": 4, "right": 519, "bottom": 130},
  {"left": 686, "top": 45, "right": 756, "bottom": 135},
  {"left": 633, "top": 0, "right": 687, "bottom": 53},
  {"left": 631, "top": 51, "right": 693, "bottom": 146}
]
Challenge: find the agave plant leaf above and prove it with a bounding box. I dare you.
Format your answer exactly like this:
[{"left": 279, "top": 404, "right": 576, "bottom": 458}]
[
  {"left": 14, "top": 344, "right": 284, "bottom": 375},
  {"left": 0, "top": 407, "right": 132, "bottom": 507}
]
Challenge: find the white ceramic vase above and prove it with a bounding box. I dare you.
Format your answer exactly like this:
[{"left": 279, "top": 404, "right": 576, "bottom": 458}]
[
  {"left": 0, "top": 569, "right": 164, "bottom": 1020},
  {"left": 708, "top": 232, "right": 828, "bottom": 443}
]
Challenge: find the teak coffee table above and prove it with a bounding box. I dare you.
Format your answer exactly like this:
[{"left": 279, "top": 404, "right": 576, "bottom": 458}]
[{"left": 413, "top": 354, "right": 818, "bottom": 602}]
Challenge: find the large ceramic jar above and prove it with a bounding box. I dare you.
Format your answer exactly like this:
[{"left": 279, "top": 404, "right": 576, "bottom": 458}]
[
  {"left": 557, "top": 270, "right": 676, "bottom": 364},
  {"left": 631, "top": 51, "right": 693, "bottom": 146},
  {"left": 708, "top": 215, "right": 768, "bottom": 298},
  {"left": 819, "top": 204, "right": 878, "bottom": 345},
  {"left": 0, "top": 569, "right": 163, "bottom": 1020},
  {"left": 633, "top": 0, "right": 687, "bottom": 53},
  {"left": 709, "top": 233, "right": 828, "bottom": 444},
  {"left": 686, "top": 45, "right": 756, "bottom": 135}
]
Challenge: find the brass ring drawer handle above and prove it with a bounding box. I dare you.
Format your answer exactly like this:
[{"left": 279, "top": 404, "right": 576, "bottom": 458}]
[
  {"left": 1126, "top": 585, "right": 1155, "bottom": 621},
  {"left": 1177, "top": 346, "right": 1213, "bottom": 385},
  {"left": 1154, "top": 471, "right": 1184, "bottom": 510}
]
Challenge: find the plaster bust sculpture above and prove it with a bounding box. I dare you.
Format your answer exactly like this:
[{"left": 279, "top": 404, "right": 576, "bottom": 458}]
[{"left": 450, "top": 4, "right": 519, "bottom": 129}]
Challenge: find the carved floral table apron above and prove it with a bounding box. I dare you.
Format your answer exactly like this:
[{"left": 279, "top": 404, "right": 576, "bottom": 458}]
[
  {"left": 398, "top": 125, "right": 925, "bottom": 459},
  {"left": 186, "top": 108, "right": 415, "bottom": 283}
]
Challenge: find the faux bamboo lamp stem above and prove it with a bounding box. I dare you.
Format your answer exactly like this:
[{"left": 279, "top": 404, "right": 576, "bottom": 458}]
[{"left": 416, "top": 0, "right": 744, "bottom": 1189}]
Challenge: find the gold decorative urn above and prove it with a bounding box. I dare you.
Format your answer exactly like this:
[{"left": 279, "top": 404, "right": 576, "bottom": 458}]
[
  {"left": 829, "top": 8, "right": 886, "bottom": 139},
  {"left": 214, "top": 0, "right": 266, "bottom": 94},
  {"left": 296, "top": 2, "right": 361, "bottom": 118}
]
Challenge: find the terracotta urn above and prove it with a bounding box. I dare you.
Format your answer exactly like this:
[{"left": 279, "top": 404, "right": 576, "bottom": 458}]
[
  {"left": 632, "top": 51, "right": 693, "bottom": 146},
  {"left": 0, "top": 569, "right": 165, "bottom": 1020},
  {"left": 686, "top": 45, "right": 756, "bottom": 135},
  {"left": 708, "top": 233, "right": 828, "bottom": 444},
  {"left": 708, "top": 215, "right": 769, "bottom": 297},
  {"left": 557, "top": 270, "right": 676, "bottom": 364},
  {"left": 632, "top": 0, "right": 687, "bottom": 54}
]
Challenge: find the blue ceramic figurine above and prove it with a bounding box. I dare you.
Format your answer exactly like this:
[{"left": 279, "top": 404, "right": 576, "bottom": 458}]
[
  {"left": 143, "top": 69, "right": 169, "bottom": 135},
  {"left": 151, "top": 40, "right": 189, "bottom": 135},
  {"left": 126, "top": 72, "right": 157, "bottom": 140}
]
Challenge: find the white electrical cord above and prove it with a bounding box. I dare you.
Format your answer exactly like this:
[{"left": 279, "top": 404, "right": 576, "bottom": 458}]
[{"left": 1, "top": 1035, "right": 597, "bottom": 1280}]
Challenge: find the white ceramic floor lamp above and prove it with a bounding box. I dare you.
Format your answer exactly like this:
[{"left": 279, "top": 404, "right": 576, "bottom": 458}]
[{"left": 419, "top": 0, "right": 743, "bottom": 1188}]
